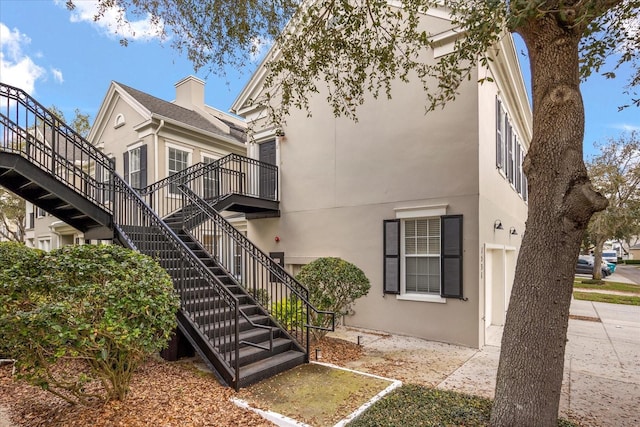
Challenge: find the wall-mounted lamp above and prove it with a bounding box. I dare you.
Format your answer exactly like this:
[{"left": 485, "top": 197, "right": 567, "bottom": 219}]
[
  {"left": 275, "top": 236, "right": 280, "bottom": 242},
  {"left": 510, "top": 227, "right": 518, "bottom": 236},
  {"left": 494, "top": 220, "right": 503, "bottom": 230}
]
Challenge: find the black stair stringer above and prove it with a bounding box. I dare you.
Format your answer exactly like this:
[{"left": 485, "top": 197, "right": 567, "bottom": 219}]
[{"left": 175, "top": 309, "right": 235, "bottom": 386}]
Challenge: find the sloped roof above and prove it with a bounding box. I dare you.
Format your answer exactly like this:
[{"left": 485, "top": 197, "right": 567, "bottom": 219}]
[{"left": 115, "top": 82, "right": 245, "bottom": 144}]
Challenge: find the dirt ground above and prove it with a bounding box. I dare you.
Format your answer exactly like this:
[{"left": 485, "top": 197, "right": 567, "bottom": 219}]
[{"left": 0, "top": 337, "right": 364, "bottom": 427}]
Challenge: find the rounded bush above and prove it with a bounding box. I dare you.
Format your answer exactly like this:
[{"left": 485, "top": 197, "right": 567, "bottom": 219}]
[
  {"left": 1, "top": 244, "right": 180, "bottom": 404},
  {"left": 296, "top": 257, "right": 370, "bottom": 340}
]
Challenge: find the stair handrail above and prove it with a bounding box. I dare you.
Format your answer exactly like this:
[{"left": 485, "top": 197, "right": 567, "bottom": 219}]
[
  {"left": 0, "top": 83, "right": 114, "bottom": 173},
  {"left": 0, "top": 110, "right": 113, "bottom": 214},
  {"left": 0, "top": 83, "right": 114, "bottom": 212},
  {"left": 111, "top": 174, "right": 242, "bottom": 386},
  {"left": 138, "top": 152, "right": 279, "bottom": 219},
  {"left": 180, "top": 185, "right": 335, "bottom": 355}
]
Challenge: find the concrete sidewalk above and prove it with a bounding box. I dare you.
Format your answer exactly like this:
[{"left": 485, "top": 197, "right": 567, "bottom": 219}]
[{"left": 330, "top": 298, "right": 640, "bottom": 426}]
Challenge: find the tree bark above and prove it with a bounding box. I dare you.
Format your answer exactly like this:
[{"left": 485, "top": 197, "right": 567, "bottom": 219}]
[
  {"left": 490, "top": 15, "right": 607, "bottom": 426},
  {"left": 592, "top": 237, "right": 606, "bottom": 281}
]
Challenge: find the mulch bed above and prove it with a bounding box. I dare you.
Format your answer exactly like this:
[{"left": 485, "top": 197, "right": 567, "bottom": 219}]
[{"left": 0, "top": 337, "right": 362, "bottom": 427}]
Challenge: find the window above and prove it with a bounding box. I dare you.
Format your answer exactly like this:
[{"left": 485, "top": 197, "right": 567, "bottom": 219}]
[
  {"left": 496, "top": 98, "right": 505, "bottom": 169},
  {"left": 38, "top": 238, "right": 51, "bottom": 252},
  {"left": 129, "top": 147, "right": 141, "bottom": 188},
  {"left": 404, "top": 218, "right": 441, "bottom": 294},
  {"left": 123, "top": 145, "right": 147, "bottom": 189},
  {"left": 114, "top": 114, "right": 125, "bottom": 128},
  {"left": 384, "top": 214, "right": 463, "bottom": 300},
  {"left": 202, "top": 156, "right": 219, "bottom": 200},
  {"left": 496, "top": 96, "right": 527, "bottom": 201},
  {"left": 36, "top": 207, "right": 46, "bottom": 218},
  {"left": 168, "top": 147, "right": 190, "bottom": 194}
]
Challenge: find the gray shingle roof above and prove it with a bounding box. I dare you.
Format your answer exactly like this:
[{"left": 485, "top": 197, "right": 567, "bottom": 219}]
[{"left": 115, "top": 82, "right": 245, "bottom": 144}]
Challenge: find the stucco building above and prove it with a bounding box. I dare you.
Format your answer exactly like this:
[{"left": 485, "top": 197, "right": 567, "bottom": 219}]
[{"left": 231, "top": 16, "right": 531, "bottom": 347}]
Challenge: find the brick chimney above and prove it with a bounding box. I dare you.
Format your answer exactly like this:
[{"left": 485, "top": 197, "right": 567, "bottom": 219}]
[{"left": 174, "top": 75, "right": 205, "bottom": 110}]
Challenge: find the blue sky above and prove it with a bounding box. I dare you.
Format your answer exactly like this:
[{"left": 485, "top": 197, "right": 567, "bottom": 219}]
[{"left": 1, "top": 0, "right": 638, "bottom": 159}]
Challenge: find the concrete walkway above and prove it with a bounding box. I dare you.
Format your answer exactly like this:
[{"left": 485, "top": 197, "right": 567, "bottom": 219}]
[{"left": 332, "top": 298, "right": 640, "bottom": 426}]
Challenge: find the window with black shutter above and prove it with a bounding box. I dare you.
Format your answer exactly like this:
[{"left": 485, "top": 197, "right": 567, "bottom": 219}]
[
  {"left": 139, "top": 144, "right": 147, "bottom": 188},
  {"left": 496, "top": 97, "right": 504, "bottom": 169},
  {"left": 383, "top": 219, "right": 400, "bottom": 294},
  {"left": 441, "top": 215, "right": 464, "bottom": 299},
  {"left": 123, "top": 151, "right": 129, "bottom": 184}
]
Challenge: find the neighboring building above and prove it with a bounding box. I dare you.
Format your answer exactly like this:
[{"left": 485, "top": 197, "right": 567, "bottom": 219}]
[
  {"left": 27, "top": 76, "right": 248, "bottom": 249},
  {"left": 630, "top": 243, "right": 640, "bottom": 260},
  {"left": 231, "top": 13, "right": 531, "bottom": 348}
]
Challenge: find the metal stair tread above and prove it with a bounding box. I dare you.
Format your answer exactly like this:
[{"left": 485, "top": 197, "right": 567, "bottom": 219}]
[{"left": 238, "top": 350, "right": 306, "bottom": 384}]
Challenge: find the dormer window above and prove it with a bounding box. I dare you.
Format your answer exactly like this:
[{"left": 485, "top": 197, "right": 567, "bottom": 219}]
[{"left": 114, "top": 114, "right": 125, "bottom": 128}]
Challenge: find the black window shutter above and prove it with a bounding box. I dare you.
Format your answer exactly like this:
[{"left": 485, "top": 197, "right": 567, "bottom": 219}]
[
  {"left": 383, "top": 219, "right": 400, "bottom": 294},
  {"left": 95, "top": 162, "right": 103, "bottom": 203},
  {"left": 139, "top": 144, "right": 148, "bottom": 188},
  {"left": 123, "top": 151, "right": 129, "bottom": 184},
  {"left": 441, "top": 215, "right": 464, "bottom": 299},
  {"left": 496, "top": 97, "right": 503, "bottom": 169}
]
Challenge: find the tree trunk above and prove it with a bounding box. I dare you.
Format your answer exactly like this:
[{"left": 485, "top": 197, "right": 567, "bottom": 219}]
[
  {"left": 490, "top": 16, "right": 607, "bottom": 426},
  {"left": 592, "top": 237, "right": 606, "bottom": 281}
]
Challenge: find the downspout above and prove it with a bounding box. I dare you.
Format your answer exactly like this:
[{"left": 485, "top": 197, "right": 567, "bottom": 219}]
[{"left": 153, "top": 119, "right": 165, "bottom": 182}]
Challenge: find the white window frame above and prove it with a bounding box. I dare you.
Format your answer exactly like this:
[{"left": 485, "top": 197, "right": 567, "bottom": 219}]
[
  {"left": 166, "top": 144, "right": 192, "bottom": 195},
  {"left": 38, "top": 238, "right": 51, "bottom": 252},
  {"left": 128, "top": 146, "right": 142, "bottom": 189},
  {"left": 394, "top": 205, "right": 447, "bottom": 303}
]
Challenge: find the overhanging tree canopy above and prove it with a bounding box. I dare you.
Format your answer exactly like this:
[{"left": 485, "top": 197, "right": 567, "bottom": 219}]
[{"left": 69, "top": 1, "right": 640, "bottom": 425}]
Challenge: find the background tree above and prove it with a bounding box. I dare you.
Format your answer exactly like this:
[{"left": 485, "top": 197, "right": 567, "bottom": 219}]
[
  {"left": 0, "top": 188, "right": 25, "bottom": 242},
  {"left": 47, "top": 105, "right": 91, "bottom": 138},
  {"left": 72, "top": 0, "right": 640, "bottom": 424},
  {"left": 586, "top": 132, "right": 640, "bottom": 278}
]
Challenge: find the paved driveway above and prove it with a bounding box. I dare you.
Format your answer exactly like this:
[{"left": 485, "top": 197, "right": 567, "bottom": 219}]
[{"left": 332, "top": 298, "right": 640, "bottom": 426}]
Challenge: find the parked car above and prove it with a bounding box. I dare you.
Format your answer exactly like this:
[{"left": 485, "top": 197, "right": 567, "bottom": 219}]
[
  {"left": 602, "top": 250, "right": 618, "bottom": 264},
  {"left": 579, "top": 255, "right": 616, "bottom": 273},
  {"left": 576, "top": 258, "right": 611, "bottom": 277}
]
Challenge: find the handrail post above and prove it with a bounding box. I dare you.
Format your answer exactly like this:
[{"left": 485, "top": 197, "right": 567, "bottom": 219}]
[{"left": 234, "top": 303, "right": 240, "bottom": 391}]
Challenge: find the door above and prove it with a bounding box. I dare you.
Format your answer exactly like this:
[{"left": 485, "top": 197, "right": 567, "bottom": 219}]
[{"left": 259, "top": 140, "right": 276, "bottom": 199}]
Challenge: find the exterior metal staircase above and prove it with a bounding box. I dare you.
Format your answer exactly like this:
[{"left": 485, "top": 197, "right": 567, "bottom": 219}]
[{"left": 0, "top": 82, "right": 333, "bottom": 390}]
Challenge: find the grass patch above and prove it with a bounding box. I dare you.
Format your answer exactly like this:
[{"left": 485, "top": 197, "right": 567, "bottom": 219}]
[
  {"left": 574, "top": 281, "right": 640, "bottom": 294},
  {"left": 237, "top": 363, "right": 392, "bottom": 426},
  {"left": 347, "top": 384, "right": 576, "bottom": 426},
  {"left": 574, "top": 291, "right": 640, "bottom": 306}
]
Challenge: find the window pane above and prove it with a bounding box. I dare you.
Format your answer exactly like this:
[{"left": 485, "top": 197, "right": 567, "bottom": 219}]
[{"left": 403, "top": 218, "right": 441, "bottom": 295}]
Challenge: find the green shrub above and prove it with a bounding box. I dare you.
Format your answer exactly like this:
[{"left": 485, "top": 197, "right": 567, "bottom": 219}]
[
  {"left": 0, "top": 242, "right": 44, "bottom": 358},
  {"left": 250, "top": 287, "right": 270, "bottom": 307},
  {"left": 271, "top": 296, "right": 305, "bottom": 330},
  {"left": 623, "top": 259, "right": 640, "bottom": 265},
  {"left": 0, "top": 244, "right": 180, "bottom": 404},
  {"left": 296, "top": 257, "right": 370, "bottom": 341}
]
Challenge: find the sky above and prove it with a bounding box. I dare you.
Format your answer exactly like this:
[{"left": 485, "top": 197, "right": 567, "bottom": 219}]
[{"left": 1, "top": 0, "right": 638, "bottom": 159}]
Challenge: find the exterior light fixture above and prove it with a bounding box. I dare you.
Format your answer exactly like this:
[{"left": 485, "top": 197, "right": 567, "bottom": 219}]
[
  {"left": 510, "top": 227, "right": 518, "bottom": 236},
  {"left": 315, "top": 348, "right": 322, "bottom": 360},
  {"left": 494, "top": 220, "right": 503, "bottom": 230}
]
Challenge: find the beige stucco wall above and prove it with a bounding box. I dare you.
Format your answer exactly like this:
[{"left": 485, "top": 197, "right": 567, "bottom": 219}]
[
  {"left": 244, "top": 52, "right": 490, "bottom": 347},
  {"left": 240, "top": 31, "right": 531, "bottom": 347}
]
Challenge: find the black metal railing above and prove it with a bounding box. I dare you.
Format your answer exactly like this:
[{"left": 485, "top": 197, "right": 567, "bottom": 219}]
[
  {"left": 139, "top": 153, "right": 278, "bottom": 219},
  {"left": 112, "top": 175, "right": 241, "bottom": 384},
  {"left": 179, "top": 185, "right": 334, "bottom": 355},
  {"left": 0, "top": 83, "right": 114, "bottom": 211}
]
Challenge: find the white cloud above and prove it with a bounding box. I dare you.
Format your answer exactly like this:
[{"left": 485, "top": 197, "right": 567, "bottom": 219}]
[
  {"left": 250, "top": 37, "right": 272, "bottom": 63},
  {"left": 0, "top": 23, "right": 45, "bottom": 94},
  {"left": 613, "top": 123, "right": 640, "bottom": 132},
  {"left": 51, "top": 68, "right": 64, "bottom": 84},
  {"left": 58, "top": 0, "right": 164, "bottom": 41}
]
